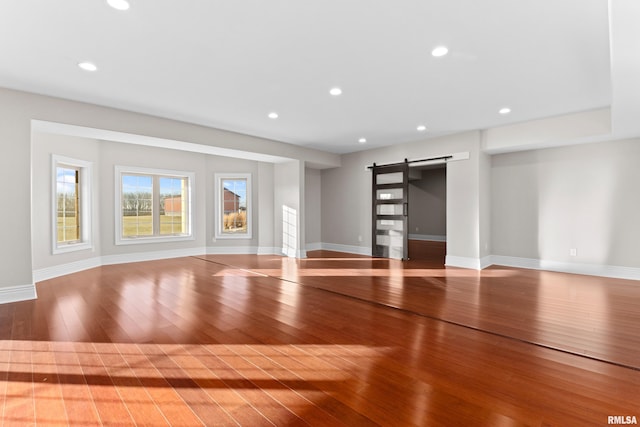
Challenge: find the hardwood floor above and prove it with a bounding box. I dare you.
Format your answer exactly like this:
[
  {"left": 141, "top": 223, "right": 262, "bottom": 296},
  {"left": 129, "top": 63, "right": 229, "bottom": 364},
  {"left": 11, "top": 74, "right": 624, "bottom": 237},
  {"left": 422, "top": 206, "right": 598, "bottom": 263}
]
[{"left": 1, "top": 244, "right": 639, "bottom": 425}]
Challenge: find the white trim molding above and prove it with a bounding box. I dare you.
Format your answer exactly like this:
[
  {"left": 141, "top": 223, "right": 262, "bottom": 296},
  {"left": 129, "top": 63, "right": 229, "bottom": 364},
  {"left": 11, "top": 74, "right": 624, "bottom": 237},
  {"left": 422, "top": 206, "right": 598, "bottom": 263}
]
[
  {"left": 214, "top": 173, "right": 252, "bottom": 240},
  {"left": 103, "top": 247, "right": 204, "bottom": 266},
  {"left": 480, "top": 256, "right": 493, "bottom": 270},
  {"left": 491, "top": 255, "right": 640, "bottom": 281},
  {"left": 114, "top": 165, "right": 195, "bottom": 246},
  {"left": 320, "top": 243, "right": 372, "bottom": 256},
  {"left": 364, "top": 151, "right": 470, "bottom": 170},
  {"left": 445, "top": 255, "right": 487, "bottom": 270},
  {"left": 33, "top": 257, "right": 102, "bottom": 282},
  {"left": 305, "top": 242, "right": 323, "bottom": 251},
  {"left": 25, "top": 248, "right": 640, "bottom": 307},
  {"left": 207, "top": 246, "right": 259, "bottom": 255},
  {"left": 257, "top": 247, "right": 280, "bottom": 255},
  {"left": 0, "top": 284, "right": 37, "bottom": 304},
  {"left": 52, "top": 154, "right": 94, "bottom": 255}
]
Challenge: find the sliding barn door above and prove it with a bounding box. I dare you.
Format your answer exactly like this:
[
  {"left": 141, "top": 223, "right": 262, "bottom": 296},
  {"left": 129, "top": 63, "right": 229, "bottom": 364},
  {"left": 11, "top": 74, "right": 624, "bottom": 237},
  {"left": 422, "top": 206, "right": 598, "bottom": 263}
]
[{"left": 372, "top": 162, "right": 409, "bottom": 260}]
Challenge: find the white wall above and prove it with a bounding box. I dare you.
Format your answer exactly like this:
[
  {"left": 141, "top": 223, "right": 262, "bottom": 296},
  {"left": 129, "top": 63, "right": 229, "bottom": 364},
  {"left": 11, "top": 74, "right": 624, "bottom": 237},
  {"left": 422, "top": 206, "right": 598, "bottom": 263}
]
[
  {"left": 10, "top": 83, "right": 640, "bottom": 304},
  {"left": 492, "top": 138, "right": 640, "bottom": 269},
  {"left": 305, "top": 168, "right": 322, "bottom": 247},
  {"left": 408, "top": 167, "right": 446, "bottom": 238},
  {"left": 257, "top": 162, "right": 275, "bottom": 254},
  {"left": 0, "top": 92, "right": 32, "bottom": 297},
  {"left": 274, "top": 160, "right": 305, "bottom": 257},
  {"left": 31, "top": 133, "right": 277, "bottom": 277},
  {"left": 479, "top": 149, "right": 492, "bottom": 258},
  {"left": 1, "top": 86, "right": 337, "bottom": 302},
  {"left": 483, "top": 108, "right": 611, "bottom": 154}
]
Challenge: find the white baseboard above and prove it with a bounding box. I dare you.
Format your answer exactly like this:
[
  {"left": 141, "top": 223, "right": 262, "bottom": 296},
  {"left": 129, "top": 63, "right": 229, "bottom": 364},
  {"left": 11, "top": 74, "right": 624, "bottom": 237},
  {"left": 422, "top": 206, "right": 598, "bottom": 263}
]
[
  {"left": 408, "top": 234, "right": 447, "bottom": 242},
  {"left": 491, "top": 255, "right": 640, "bottom": 281},
  {"left": 103, "top": 247, "right": 205, "bottom": 265},
  {"left": 257, "top": 246, "right": 280, "bottom": 255},
  {"left": 28, "top": 247, "right": 638, "bottom": 308},
  {"left": 480, "top": 256, "right": 493, "bottom": 269},
  {"left": 33, "top": 257, "right": 102, "bottom": 282},
  {"left": 34, "top": 249, "right": 206, "bottom": 286},
  {"left": 281, "top": 247, "right": 296, "bottom": 257},
  {"left": 30, "top": 245, "right": 301, "bottom": 291},
  {"left": 490, "top": 255, "right": 538, "bottom": 270},
  {"left": 206, "top": 246, "right": 259, "bottom": 255},
  {"left": 305, "top": 242, "right": 323, "bottom": 251},
  {"left": 0, "top": 283, "right": 37, "bottom": 304},
  {"left": 320, "top": 243, "right": 372, "bottom": 256},
  {"left": 445, "top": 255, "right": 487, "bottom": 270}
]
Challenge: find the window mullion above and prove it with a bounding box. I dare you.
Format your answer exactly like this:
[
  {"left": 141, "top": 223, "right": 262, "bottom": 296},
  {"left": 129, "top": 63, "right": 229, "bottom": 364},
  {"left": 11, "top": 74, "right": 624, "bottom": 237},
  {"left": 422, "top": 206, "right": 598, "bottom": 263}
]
[
  {"left": 153, "top": 175, "right": 160, "bottom": 236},
  {"left": 74, "top": 169, "right": 80, "bottom": 242}
]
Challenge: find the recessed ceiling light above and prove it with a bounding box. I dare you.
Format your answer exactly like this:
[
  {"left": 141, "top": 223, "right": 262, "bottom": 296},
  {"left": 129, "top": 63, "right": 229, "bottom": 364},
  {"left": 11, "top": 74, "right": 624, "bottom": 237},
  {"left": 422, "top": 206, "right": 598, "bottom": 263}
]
[
  {"left": 499, "top": 107, "right": 512, "bottom": 115},
  {"left": 329, "top": 87, "right": 342, "bottom": 96},
  {"left": 431, "top": 46, "right": 449, "bottom": 57},
  {"left": 268, "top": 112, "right": 279, "bottom": 119},
  {"left": 78, "top": 61, "right": 98, "bottom": 72},
  {"left": 106, "top": 0, "right": 130, "bottom": 10},
  {"left": 358, "top": 138, "right": 367, "bottom": 144},
  {"left": 417, "top": 125, "right": 427, "bottom": 132}
]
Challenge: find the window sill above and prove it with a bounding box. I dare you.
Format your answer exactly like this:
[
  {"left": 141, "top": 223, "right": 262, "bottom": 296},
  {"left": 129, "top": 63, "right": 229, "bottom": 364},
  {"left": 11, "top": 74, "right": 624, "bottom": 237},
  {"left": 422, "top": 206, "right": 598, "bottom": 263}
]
[
  {"left": 116, "top": 235, "right": 194, "bottom": 246},
  {"left": 53, "top": 242, "right": 93, "bottom": 255},
  {"left": 214, "top": 233, "right": 253, "bottom": 240}
]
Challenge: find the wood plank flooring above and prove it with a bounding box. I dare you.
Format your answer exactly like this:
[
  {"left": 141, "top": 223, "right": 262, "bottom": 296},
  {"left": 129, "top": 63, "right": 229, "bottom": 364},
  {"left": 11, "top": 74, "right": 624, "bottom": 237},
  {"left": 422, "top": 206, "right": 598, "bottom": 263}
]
[
  {"left": 198, "top": 242, "right": 640, "bottom": 370},
  {"left": 1, "top": 243, "right": 638, "bottom": 425}
]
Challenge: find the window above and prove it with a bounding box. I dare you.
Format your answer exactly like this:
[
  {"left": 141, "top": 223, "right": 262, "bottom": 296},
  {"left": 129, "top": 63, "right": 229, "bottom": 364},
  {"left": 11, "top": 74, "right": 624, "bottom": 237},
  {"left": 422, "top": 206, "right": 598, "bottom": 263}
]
[
  {"left": 52, "top": 155, "right": 92, "bottom": 254},
  {"left": 115, "top": 166, "right": 194, "bottom": 244},
  {"left": 215, "top": 173, "right": 251, "bottom": 239}
]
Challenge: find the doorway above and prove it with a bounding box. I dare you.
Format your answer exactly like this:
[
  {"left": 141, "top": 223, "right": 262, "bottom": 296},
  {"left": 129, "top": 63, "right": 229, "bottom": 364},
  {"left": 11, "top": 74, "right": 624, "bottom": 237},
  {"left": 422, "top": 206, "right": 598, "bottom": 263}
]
[
  {"left": 407, "top": 164, "right": 447, "bottom": 263},
  {"left": 371, "top": 158, "right": 449, "bottom": 263}
]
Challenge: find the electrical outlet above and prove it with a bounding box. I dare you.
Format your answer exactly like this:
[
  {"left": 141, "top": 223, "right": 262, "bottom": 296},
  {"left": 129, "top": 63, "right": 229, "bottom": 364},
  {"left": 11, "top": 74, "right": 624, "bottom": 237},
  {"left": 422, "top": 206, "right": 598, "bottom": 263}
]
[
  {"left": 358, "top": 235, "right": 363, "bottom": 242},
  {"left": 570, "top": 248, "right": 577, "bottom": 256},
  {"left": 415, "top": 227, "right": 419, "bottom": 232}
]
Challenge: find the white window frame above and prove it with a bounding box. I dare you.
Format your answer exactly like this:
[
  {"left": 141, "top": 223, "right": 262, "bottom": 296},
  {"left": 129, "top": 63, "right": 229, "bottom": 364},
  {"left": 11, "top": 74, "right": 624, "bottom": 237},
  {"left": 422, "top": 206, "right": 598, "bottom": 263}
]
[
  {"left": 115, "top": 165, "right": 195, "bottom": 245},
  {"left": 214, "top": 173, "right": 252, "bottom": 240},
  {"left": 52, "top": 155, "right": 93, "bottom": 254}
]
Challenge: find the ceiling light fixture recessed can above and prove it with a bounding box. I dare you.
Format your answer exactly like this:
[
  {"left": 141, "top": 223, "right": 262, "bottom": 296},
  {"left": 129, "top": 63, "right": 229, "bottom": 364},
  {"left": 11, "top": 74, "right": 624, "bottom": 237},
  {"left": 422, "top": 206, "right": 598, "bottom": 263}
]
[
  {"left": 417, "top": 125, "right": 427, "bottom": 132},
  {"left": 431, "top": 46, "right": 449, "bottom": 57},
  {"left": 78, "top": 61, "right": 98, "bottom": 72},
  {"left": 358, "top": 138, "right": 367, "bottom": 144},
  {"left": 499, "top": 107, "right": 512, "bottom": 115},
  {"left": 329, "top": 87, "right": 342, "bottom": 96},
  {"left": 106, "top": 0, "right": 130, "bottom": 10},
  {"left": 268, "top": 112, "right": 279, "bottom": 119}
]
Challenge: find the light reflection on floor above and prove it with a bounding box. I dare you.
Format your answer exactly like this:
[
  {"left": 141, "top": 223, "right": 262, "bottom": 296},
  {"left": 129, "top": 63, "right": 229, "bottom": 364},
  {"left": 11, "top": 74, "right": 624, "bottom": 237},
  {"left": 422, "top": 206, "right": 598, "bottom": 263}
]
[{"left": 0, "top": 340, "right": 391, "bottom": 426}]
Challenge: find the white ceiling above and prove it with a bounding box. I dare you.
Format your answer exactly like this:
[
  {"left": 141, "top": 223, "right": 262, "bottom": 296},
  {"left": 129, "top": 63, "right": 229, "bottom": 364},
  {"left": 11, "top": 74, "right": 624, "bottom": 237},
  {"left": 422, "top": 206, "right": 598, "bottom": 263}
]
[{"left": 0, "top": 0, "right": 627, "bottom": 154}]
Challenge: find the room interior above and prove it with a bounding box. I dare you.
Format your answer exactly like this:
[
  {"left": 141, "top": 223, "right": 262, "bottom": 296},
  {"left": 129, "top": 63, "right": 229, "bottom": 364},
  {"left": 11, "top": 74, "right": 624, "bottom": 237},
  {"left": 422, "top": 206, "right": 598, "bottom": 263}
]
[{"left": 0, "top": 0, "right": 639, "bottom": 425}]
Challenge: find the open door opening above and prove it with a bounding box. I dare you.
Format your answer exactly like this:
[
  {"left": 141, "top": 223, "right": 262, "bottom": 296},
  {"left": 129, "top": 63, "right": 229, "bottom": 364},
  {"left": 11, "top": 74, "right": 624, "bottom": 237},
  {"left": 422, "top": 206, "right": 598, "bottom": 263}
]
[{"left": 407, "top": 164, "right": 447, "bottom": 264}]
